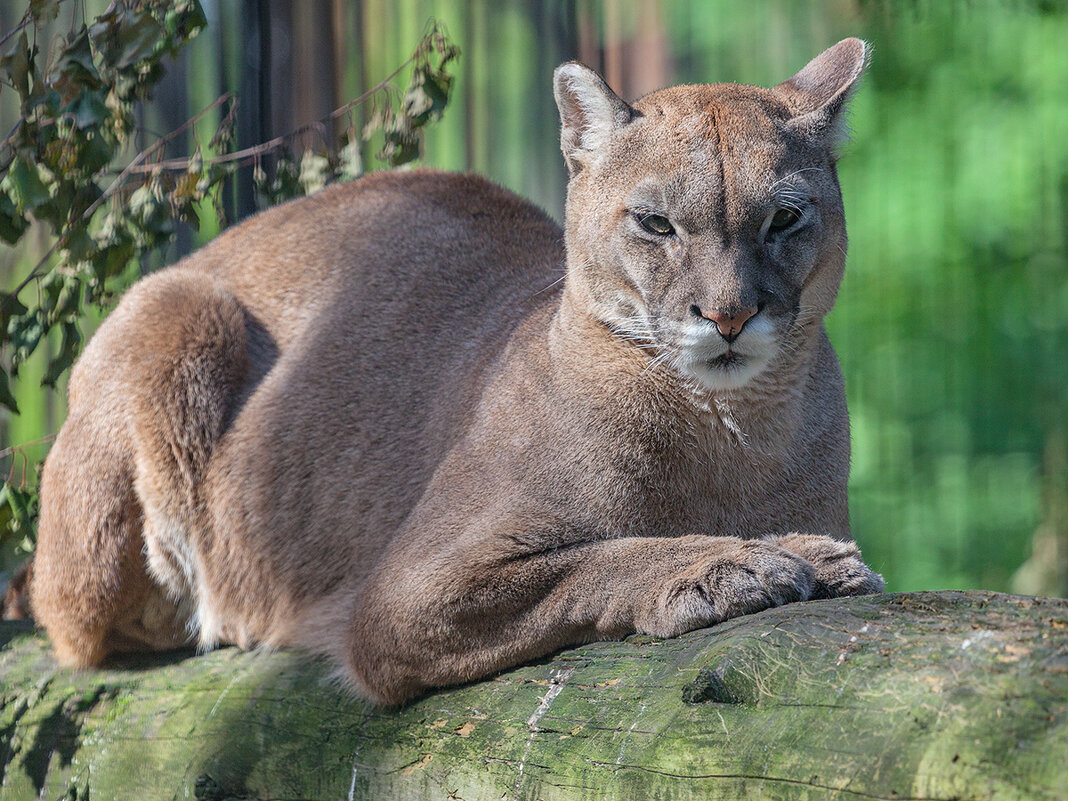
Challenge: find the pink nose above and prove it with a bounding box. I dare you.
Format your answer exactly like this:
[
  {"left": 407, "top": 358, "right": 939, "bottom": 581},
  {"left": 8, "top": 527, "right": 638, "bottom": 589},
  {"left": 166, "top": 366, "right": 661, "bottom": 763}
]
[{"left": 700, "top": 306, "right": 759, "bottom": 340}]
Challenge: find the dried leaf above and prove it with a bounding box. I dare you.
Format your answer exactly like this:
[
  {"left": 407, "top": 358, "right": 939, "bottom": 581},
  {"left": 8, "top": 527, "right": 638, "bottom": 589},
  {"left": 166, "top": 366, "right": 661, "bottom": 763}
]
[
  {"left": 29, "top": 0, "right": 60, "bottom": 25},
  {"left": 337, "top": 138, "right": 363, "bottom": 182},
  {"left": 298, "top": 151, "right": 330, "bottom": 195}
]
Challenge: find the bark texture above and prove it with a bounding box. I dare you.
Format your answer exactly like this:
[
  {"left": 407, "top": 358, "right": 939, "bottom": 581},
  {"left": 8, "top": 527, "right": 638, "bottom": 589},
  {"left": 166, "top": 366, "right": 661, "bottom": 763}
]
[{"left": 0, "top": 591, "right": 1064, "bottom": 801}]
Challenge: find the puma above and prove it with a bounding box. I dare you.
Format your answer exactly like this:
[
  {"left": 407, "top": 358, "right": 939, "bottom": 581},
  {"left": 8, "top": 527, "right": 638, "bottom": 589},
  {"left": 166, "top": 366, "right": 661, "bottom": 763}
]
[{"left": 28, "top": 39, "right": 883, "bottom": 705}]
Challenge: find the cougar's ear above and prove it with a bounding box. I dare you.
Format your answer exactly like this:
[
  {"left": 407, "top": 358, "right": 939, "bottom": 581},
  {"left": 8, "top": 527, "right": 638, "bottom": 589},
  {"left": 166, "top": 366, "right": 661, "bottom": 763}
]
[
  {"left": 553, "top": 62, "right": 636, "bottom": 175},
  {"left": 773, "top": 38, "right": 869, "bottom": 153}
]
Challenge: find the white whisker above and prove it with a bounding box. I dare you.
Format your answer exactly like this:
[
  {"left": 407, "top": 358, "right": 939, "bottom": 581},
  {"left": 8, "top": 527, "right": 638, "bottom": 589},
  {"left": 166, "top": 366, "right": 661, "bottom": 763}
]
[{"left": 531, "top": 273, "right": 567, "bottom": 296}]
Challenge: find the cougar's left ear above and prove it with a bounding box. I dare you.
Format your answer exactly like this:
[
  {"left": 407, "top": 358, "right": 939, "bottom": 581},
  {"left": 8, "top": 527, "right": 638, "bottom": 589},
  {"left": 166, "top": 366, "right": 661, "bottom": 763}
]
[
  {"left": 553, "top": 62, "right": 637, "bottom": 175},
  {"left": 772, "top": 38, "right": 869, "bottom": 153}
]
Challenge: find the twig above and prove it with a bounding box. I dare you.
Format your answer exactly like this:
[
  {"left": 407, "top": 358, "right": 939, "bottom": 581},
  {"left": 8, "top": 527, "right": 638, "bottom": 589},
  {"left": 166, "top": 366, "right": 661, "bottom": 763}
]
[
  {"left": 0, "top": 434, "right": 57, "bottom": 461},
  {"left": 10, "top": 238, "right": 62, "bottom": 298},
  {"left": 8, "top": 23, "right": 448, "bottom": 299},
  {"left": 0, "top": 10, "right": 31, "bottom": 51},
  {"left": 80, "top": 92, "right": 233, "bottom": 220},
  {"left": 9, "top": 93, "right": 233, "bottom": 299},
  {"left": 124, "top": 47, "right": 423, "bottom": 174}
]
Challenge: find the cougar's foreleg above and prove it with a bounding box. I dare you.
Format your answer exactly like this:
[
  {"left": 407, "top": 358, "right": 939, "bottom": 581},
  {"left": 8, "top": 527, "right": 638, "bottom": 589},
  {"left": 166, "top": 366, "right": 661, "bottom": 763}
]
[{"left": 323, "top": 530, "right": 830, "bottom": 705}]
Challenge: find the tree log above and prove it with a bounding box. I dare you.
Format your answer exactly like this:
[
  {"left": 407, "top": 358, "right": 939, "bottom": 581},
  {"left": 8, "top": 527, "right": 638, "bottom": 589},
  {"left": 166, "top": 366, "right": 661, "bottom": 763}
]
[{"left": 0, "top": 591, "right": 1064, "bottom": 800}]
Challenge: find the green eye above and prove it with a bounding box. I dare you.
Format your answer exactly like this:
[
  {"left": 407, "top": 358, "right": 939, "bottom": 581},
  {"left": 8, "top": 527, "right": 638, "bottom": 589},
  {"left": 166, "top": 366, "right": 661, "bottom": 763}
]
[
  {"left": 636, "top": 212, "right": 675, "bottom": 237},
  {"left": 769, "top": 208, "right": 800, "bottom": 232}
]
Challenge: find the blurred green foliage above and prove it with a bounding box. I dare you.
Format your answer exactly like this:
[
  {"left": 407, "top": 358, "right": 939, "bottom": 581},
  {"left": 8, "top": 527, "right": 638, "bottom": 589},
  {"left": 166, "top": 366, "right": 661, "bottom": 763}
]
[
  {"left": 663, "top": 0, "right": 1066, "bottom": 594},
  {"left": 1, "top": 0, "right": 1065, "bottom": 596},
  {"left": 826, "top": 2, "right": 1067, "bottom": 594}
]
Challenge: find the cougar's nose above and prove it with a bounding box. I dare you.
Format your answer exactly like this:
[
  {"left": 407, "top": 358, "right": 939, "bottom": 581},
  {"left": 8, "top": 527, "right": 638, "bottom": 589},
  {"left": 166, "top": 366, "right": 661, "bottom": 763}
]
[{"left": 691, "top": 304, "right": 759, "bottom": 343}]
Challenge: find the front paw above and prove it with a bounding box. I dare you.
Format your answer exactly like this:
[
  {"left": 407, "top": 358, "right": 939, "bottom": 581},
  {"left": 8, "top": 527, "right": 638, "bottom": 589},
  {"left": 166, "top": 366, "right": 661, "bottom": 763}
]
[
  {"left": 639, "top": 538, "right": 816, "bottom": 637},
  {"left": 771, "top": 534, "right": 885, "bottom": 599}
]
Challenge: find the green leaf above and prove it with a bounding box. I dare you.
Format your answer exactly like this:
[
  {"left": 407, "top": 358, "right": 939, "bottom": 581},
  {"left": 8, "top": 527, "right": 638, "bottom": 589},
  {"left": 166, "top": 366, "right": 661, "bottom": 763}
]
[
  {"left": 8, "top": 310, "right": 47, "bottom": 371},
  {"left": 114, "top": 12, "right": 164, "bottom": 69},
  {"left": 42, "top": 321, "right": 82, "bottom": 388},
  {"left": 0, "top": 481, "right": 39, "bottom": 551},
  {"left": 0, "top": 370, "right": 20, "bottom": 415},
  {"left": 63, "top": 90, "right": 110, "bottom": 130},
  {"left": 42, "top": 273, "right": 81, "bottom": 325},
  {"left": 0, "top": 193, "right": 30, "bottom": 245},
  {"left": 186, "top": 147, "right": 203, "bottom": 176},
  {"left": 129, "top": 179, "right": 163, "bottom": 226},
  {"left": 362, "top": 107, "right": 388, "bottom": 142},
  {"left": 1, "top": 158, "right": 53, "bottom": 215},
  {"left": 209, "top": 104, "right": 236, "bottom": 151},
  {"left": 89, "top": 6, "right": 162, "bottom": 73},
  {"left": 195, "top": 162, "right": 230, "bottom": 195},
  {"left": 258, "top": 154, "right": 302, "bottom": 206},
  {"left": 164, "top": 2, "right": 208, "bottom": 45},
  {"left": 90, "top": 241, "right": 133, "bottom": 287},
  {"left": 24, "top": 82, "right": 61, "bottom": 117},
  {"left": 91, "top": 212, "right": 135, "bottom": 286},
  {"left": 379, "top": 119, "right": 421, "bottom": 167},
  {"left": 174, "top": 201, "right": 200, "bottom": 231},
  {"left": 78, "top": 129, "right": 115, "bottom": 174},
  {"left": 0, "top": 32, "right": 32, "bottom": 99},
  {"left": 6, "top": 487, "right": 29, "bottom": 520},
  {"left": 61, "top": 228, "right": 93, "bottom": 264},
  {"left": 404, "top": 65, "right": 453, "bottom": 127},
  {"left": 0, "top": 291, "right": 29, "bottom": 335},
  {"left": 51, "top": 28, "right": 101, "bottom": 90}
]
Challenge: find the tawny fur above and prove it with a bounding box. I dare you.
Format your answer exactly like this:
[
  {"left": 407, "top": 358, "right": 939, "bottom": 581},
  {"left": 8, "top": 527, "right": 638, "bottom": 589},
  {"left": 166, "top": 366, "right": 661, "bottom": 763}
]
[{"left": 29, "top": 40, "right": 882, "bottom": 704}]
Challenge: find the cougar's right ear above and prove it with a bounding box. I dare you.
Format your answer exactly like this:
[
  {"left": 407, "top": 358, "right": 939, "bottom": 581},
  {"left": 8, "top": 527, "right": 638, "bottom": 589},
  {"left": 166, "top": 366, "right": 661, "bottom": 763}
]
[
  {"left": 772, "top": 38, "right": 870, "bottom": 155},
  {"left": 553, "top": 62, "right": 636, "bottom": 175}
]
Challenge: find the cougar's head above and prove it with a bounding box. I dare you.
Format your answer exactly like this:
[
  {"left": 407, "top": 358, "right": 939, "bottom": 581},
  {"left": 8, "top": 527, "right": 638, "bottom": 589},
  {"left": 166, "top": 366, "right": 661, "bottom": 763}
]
[{"left": 554, "top": 39, "right": 868, "bottom": 392}]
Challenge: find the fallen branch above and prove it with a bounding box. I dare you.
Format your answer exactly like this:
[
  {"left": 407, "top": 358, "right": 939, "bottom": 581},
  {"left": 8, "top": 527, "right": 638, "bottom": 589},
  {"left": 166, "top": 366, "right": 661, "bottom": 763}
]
[{"left": 0, "top": 590, "right": 1063, "bottom": 800}]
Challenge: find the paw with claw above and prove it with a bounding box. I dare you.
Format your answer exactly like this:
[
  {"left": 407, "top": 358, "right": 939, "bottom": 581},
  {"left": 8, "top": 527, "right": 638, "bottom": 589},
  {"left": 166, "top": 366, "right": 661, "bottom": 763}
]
[
  {"left": 637, "top": 537, "right": 818, "bottom": 637},
  {"left": 771, "top": 534, "right": 885, "bottom": 599}
]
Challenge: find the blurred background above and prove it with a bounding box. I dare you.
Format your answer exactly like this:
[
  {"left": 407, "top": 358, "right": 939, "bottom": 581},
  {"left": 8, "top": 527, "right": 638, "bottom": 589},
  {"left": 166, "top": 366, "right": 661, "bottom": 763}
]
[{"left": 1, "top": 0, "right": 1065, "bottom": 596}]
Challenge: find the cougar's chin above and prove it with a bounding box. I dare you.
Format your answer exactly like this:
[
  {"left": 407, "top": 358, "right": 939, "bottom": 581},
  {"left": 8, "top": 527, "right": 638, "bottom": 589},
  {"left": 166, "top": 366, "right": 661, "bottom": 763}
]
[
  {"left": 674, "top": 315, "right": 778, "bottom": 392},
  {"left": 680, "top": 351, "right": 772, "bottom": 391}
]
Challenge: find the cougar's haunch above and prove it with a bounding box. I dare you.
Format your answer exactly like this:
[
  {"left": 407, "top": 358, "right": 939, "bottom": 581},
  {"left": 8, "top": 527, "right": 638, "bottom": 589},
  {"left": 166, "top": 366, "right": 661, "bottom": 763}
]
[{"left": 31, "top": 39, "right": 883, "bottom": 704}]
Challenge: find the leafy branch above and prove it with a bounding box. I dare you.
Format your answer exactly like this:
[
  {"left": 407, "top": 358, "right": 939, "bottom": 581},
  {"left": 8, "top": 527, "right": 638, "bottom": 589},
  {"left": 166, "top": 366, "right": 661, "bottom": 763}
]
[{"left": 0, "top": 0, "right": 459, "bottom": 553}]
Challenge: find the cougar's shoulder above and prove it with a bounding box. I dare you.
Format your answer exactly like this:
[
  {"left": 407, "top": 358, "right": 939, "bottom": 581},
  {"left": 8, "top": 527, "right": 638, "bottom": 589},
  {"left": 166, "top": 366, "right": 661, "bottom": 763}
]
[
  {"left": 195, "top": 170, "right": 561, "bottom": 287},
  {"left": 127, "top": 171, "right": 561, "bottom": 353}
]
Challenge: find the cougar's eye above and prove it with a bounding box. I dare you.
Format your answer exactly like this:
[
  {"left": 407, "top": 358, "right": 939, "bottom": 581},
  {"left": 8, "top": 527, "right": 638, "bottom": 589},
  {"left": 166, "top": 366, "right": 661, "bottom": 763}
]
[
  {"left": 635, "top": 212, "right": 675, "bottom": 237},
  {"left": 768, "top": 208, "right": 800, "bottom": 232}
]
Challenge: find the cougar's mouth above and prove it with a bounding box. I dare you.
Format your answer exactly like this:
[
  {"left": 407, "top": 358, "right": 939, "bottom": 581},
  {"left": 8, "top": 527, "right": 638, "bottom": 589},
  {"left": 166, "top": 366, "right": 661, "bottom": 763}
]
[
  {"left": 706, "top": 350, "right": 745, "bottom": 370},
  {"left": 676, "top": 334, "right": 776, "bottom": 391}
]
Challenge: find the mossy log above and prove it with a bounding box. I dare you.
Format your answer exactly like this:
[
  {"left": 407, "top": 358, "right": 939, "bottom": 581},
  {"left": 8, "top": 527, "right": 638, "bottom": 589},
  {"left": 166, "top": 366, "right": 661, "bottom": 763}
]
[{"left": 0, "top": 591, "right": 1064, "bottom": 801}]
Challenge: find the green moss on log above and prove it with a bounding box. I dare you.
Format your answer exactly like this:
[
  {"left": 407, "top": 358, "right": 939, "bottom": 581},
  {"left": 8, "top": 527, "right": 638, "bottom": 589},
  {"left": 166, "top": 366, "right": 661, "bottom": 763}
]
[{"left": 0, "top": 591, "right": 1064, "bottom": 800}]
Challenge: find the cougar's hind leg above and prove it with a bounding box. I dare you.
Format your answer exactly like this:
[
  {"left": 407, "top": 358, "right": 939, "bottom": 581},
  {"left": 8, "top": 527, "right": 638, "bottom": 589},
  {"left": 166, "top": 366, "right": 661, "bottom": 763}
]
[
  {"left": 30, "top": 270, "right": 249, "bottom": 664},
  {"left": 123, "top": 271, "right": 250, "bottom": 650},
  {"left": 30, "top": 413, "right": 157, "bottom": 667}
]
